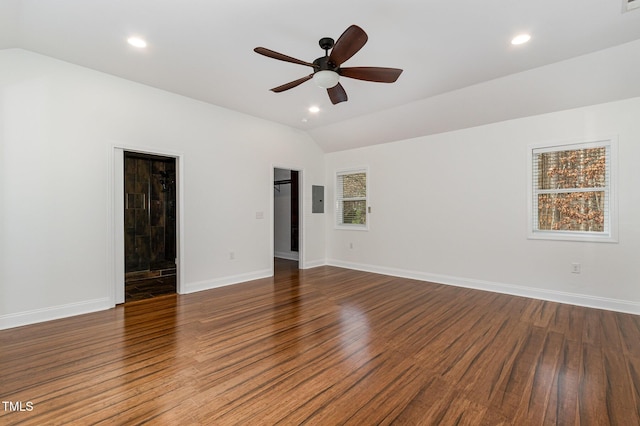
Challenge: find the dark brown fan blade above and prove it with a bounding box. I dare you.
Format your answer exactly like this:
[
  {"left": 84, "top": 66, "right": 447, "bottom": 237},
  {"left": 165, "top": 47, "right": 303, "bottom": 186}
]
[
  {"left": 329, "top": 25, "right": 368, "bottom": 66},
  {"left": 339, "top": 67, "right": 403, "bottom": 83},
  {"left": 327, "top": 83, "right": 348, "bottom": 104},
  {"left": 254, "top": 47, "right": 316, "bottom": 68},
  {"left": 270, "top": 74, "right": 314, "bottom": 92}
]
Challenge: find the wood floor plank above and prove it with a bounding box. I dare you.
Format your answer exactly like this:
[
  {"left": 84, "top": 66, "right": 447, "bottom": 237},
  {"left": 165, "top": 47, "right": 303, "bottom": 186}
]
[
  {"left": 543, "top": 337, "right": 582, "bottom": 425},
  {"left": 628, "top": 355, "right": 640, "bottom": 420},
  {"left": 578, "top": 343, "right": 611, "bottom": 425},
  {"left": 549, "top": 302, "right": 587, "bottom": 342},
  {"left": 1, "top": 259, "right": 639, "bottom": 425},
  {"left": 511, "top": 330, "right": 564, "bottom": 424},
  {"left": 454, "top": 319, "right": 531, "bottom": 404},
  {"left": 617, "top": 312, "right": 640, "bottom": 355},
  {"left": 601, "top": 348, "right": 640, "bottom": 425},
  {"left": 486, "top": 324, "right": 548, "bottom": 416}
]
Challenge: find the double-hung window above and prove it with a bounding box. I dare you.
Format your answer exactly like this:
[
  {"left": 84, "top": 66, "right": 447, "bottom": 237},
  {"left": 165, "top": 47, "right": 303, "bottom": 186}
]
[
  {"left": 336, "top": 168, "right": 368, "bottom": 230},
  {"left": 528, "top": 138, "right": 617, "bottom": 242}
]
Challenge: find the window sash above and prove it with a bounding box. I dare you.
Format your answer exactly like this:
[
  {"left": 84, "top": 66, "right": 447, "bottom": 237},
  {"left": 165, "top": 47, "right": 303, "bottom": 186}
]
[
  {"left": 529, "top": 139, "right": 616, "bottom": 242},
  {"left": 336, "top": 169, "right": 368, "bottom": 229},
  {"left": 536, "top": 192, "right": 607, "bottom": 233}
]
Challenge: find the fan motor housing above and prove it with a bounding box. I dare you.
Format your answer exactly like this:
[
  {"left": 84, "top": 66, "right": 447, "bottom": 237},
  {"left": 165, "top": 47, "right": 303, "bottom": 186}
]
[
  {"left": 313, "top": 56, "right": 338, "bottom": 72},
  {"left": 315, "top": 37, "right": 338, "bottom": 72}
]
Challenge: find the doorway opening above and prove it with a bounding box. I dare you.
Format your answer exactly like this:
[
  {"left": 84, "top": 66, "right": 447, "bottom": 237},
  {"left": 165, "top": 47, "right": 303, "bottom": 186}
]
[
  {"left": 274, "top": 168, "right": 300, "bottom": 270},
  {"left": 124, "top": 151, "right": 177, "bottom": 301}
]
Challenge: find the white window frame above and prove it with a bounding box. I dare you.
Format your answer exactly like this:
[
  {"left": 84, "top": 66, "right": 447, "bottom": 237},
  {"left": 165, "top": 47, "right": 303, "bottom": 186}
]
[
  {"left": 527, "top": 137, "right": 618, "bottom": 243},
  {"left": 335, "top": 167, "right": 369, "bottom": 231}
]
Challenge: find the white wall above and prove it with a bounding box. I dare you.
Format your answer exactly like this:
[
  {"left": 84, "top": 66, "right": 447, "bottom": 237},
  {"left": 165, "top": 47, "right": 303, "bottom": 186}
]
[
  {"left": 0, "top": 49, "right": 325, "bottom": 329},
  {"left": 325, "top": 97, "right": 640, "bottom": 314},
  {"left": 3, "top": 48, "right": 639, "bottom": 330}
]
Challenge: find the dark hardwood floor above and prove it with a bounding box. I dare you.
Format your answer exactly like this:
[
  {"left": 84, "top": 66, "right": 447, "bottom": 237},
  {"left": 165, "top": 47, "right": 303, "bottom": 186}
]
[
  {"left": 1, "top": 259, "right": 639, "bottom": 425},
  {"left": 125, "top": 275, "right": 176, "bottom": 302},
  {"left": 125, "top": 263, "right": 177, "bottom": 302}
]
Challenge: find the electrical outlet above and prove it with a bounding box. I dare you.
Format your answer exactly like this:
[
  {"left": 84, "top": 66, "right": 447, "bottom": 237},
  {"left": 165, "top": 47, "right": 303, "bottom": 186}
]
[
  {"left": 349, "top": 242, "right": 353, "bottom": 249},
  {"left": 571, "top": 263, "right": 581, "bottom": 274},
  {"left": 229, "top": 251, "right": 235, "bottom": 260}
]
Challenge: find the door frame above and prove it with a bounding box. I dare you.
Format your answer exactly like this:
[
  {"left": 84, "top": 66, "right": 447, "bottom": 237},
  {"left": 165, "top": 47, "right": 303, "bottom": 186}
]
[
  {"left": 111, "top": 145, "right": 185, "bottom": 304},
  {"left": 270, "top": 165, "right": 304, "bottom": 274}
]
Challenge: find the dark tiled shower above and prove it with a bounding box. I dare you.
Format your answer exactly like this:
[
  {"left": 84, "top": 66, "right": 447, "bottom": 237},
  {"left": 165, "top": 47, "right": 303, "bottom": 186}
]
[{"left": 124, "top": 152, "right": 177, "bottom": 301}]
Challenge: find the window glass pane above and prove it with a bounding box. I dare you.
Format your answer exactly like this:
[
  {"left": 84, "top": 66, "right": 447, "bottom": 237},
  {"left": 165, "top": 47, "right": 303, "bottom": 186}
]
[
  {"left": 537, "top": 147, "right": 606, "bottom": 190},
  {"left": 342, "top": 173, "right": 366, "bottom": 198},
  {"left": 537, "top": 192, "right": 605, "bottom": 232},
  {"left": 342, "top": 200, "right": 367, "bottom": 225}
]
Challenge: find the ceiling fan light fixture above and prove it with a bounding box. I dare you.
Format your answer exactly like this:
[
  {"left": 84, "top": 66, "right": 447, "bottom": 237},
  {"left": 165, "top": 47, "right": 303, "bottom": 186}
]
[
  {"left": 313, "top": 70, "right": 340, "bottom": 88},
  {"left": 254, "top": 25, "right": 402, "bottom": 104}
]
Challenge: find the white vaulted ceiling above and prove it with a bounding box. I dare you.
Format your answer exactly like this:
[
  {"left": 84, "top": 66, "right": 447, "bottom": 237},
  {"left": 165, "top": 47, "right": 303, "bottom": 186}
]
[{"left": 2, "top": 0, "right": 640, "bottom": 152}]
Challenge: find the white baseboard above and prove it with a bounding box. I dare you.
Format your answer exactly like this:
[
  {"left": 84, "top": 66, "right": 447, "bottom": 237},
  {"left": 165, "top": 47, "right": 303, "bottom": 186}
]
[
  {"left": 0, "top": 298, "right": 113, "bottom": 330},
  {"left": 5, "top": 262, "right": 635, "bottom": 330},
  {"left": 274, "top": 251, "right": 299, "bottom": 261},
  {"left": 183, "top": 269, "right": 272, "bottom": 294},
  {"left": 327, "top": 259, "right": 640, "bottom": 316},
  {"left": 301, "top": 259, "right": 327, "bottom": 269}
]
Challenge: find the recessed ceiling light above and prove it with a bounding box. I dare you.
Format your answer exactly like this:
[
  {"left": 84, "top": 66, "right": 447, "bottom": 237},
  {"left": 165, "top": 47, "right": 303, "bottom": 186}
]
[
  {"left": 308, "top": 106, "right": 320, "bottom": 113},
  {"left": 511, "top": 34, "right": 531, "bottom": 45},
  {"left": 127, "top": 37, "right": 147, "bottom": 48}
]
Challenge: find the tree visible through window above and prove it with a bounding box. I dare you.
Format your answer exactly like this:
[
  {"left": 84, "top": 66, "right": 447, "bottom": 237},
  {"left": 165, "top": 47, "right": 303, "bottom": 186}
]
[
  {"left": 537, "top": 147, "right": 606, "bottom": 231},
  {"left": 530, "top": 139, "right": 616, "bottom": 242},
  {"left": 336, "top": 170, "right": 367, "bottom": 228}
]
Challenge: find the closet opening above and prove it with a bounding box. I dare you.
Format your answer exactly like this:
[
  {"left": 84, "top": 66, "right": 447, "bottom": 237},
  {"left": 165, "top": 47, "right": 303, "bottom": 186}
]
[{"left": 274, "top": 168, "right": 300, "bottom": 270}]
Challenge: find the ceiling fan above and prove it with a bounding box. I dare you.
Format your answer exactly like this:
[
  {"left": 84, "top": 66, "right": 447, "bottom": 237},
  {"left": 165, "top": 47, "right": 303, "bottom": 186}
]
[{"left": 254, "top": 25, "right": 403, "bottom": 105}]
